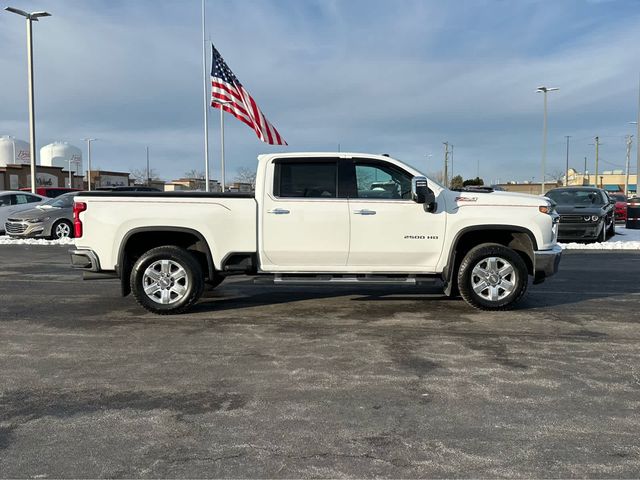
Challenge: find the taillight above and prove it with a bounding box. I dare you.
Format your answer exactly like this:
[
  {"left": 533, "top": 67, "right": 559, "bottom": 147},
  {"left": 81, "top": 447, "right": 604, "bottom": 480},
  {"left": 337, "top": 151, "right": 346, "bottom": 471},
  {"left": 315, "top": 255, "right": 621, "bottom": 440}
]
[{"left": 73, "top": 201, "right": 87, "bottom": 238}]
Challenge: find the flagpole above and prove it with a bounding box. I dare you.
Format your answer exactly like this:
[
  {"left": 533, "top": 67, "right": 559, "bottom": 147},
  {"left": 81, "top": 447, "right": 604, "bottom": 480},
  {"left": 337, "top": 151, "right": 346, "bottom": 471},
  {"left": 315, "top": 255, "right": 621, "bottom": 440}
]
[
  {"left": 220, "top": 106, "right": 225, "bottom": 192},
  {"left": 201, "top": 0, "right": 210, "bottom": 192}
]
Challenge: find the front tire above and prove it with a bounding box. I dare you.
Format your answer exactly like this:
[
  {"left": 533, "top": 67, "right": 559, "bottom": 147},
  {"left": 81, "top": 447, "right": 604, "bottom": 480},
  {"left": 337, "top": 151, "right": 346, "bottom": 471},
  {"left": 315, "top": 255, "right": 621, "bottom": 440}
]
[
  {"left": 51, "top": 219, "right": 73, "bottom": 240},
  {"left": 131, "top": 246, "right": 205, "bottom": 315},
  {"left": 457, "top": 243, "right": 528, "bottom": 311}
]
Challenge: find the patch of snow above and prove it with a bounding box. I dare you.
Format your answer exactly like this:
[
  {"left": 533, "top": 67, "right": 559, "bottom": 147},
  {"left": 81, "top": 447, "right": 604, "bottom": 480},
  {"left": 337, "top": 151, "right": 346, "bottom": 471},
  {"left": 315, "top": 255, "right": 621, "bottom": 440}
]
[
  {"left": 0, "top": 235, "right": 74, "bottom": 246},
  {"left": 559, "top": 226, "right": 640, "bottom": 250}
]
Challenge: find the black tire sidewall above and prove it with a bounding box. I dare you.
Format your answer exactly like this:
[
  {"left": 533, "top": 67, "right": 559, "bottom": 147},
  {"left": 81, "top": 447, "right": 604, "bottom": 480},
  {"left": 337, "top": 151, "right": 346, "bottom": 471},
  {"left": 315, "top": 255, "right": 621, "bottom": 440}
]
[
  {"left": 131, "top": 246, "right": 204, "bottom": 314},
  {"left": 458, "top": 243, "right": 528, "bottom": 310}
]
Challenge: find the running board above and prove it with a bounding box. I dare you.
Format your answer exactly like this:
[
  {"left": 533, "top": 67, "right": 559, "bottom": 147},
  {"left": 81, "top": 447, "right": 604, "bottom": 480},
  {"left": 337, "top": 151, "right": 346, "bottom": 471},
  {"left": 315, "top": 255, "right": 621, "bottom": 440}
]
[{"left": 262, "top": 274, "right": 438, "bottom": 285}]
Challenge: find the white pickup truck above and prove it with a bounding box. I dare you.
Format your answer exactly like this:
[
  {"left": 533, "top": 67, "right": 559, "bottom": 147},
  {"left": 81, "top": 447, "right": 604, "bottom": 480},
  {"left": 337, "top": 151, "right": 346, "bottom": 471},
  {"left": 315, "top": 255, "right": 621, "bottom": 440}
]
[{"left": 70, "top": 152, "right": 561, "bottom": 314}]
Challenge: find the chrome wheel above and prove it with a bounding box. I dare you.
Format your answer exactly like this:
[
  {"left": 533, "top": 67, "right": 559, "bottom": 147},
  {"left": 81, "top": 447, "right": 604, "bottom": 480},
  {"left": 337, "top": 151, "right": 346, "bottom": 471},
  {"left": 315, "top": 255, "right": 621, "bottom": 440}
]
[
  {"left": 54, "top": 222, "right": 71, "bottom": 238},
  {"left": 470, "top": 256, "right": 517, "bottom": 302},
  {"left": 142, "top": 259, "right": 189, "bottom": 305}
]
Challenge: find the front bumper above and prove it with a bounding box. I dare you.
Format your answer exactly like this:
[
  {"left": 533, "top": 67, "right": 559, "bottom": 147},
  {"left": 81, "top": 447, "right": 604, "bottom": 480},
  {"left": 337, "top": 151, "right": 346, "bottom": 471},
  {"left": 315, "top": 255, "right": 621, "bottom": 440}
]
[
  {"left": 533, "top": 244, "right": 562, "bottom": 284},
  {"left": 4, "top": 219, "right": 49, "bottom": 238},
  {"left": 69, "top": 248, "right": 101, "bottom": 272},
  {"left": 557, "top": 221, "right": 603, "bottom": 241}
]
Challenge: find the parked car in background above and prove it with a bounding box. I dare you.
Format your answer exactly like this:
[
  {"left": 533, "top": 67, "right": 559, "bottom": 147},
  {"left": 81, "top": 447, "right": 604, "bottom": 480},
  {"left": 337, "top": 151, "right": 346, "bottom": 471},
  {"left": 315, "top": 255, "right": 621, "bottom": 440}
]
[
  {"left": 545, "top": 186, "right": 615, "bottom": 242},
  {"left": 0, "top": 191, "right": 47, "bottom": 234},
  {"left": 19, "top": 187, "right": 81, "bottom": 198},
  {"left": 5, "top": 192, "right": 80, "bottom": 239},
  {"left": 606, "top": 192, "right": 628, "bottom": 222}
]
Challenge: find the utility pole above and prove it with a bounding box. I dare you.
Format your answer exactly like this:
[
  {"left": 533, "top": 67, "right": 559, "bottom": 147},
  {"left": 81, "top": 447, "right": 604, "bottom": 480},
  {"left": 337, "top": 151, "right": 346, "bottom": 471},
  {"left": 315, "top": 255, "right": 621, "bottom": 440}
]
[
  {"left": 584, "top": 156, "right": 587, "bottom": 185},
  {"left": 625, "top": 135, "right": 633, "bottom": 196},
  {"left": 146, "top": 146, "right": 150, "bottom": 186},
  {"left": 443, "top": 142, "right": 449, "bottom": 188},
  {"left": 594, "top": 136, "right": 600, "bottom": 187},
  {"left": 450, "top": 144, "right": 454, "bottom": 180},
  {"left": 565, "top": 136, "right": 571, "bottom": 186}
]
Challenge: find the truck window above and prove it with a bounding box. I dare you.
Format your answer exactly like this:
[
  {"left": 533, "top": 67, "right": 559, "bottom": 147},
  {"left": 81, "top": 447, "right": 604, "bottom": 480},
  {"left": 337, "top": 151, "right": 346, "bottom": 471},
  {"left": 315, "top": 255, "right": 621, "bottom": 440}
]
[
  {"left": 275, "top": 161, "right": 338, "bottom": 198},
  {"left": 354, "top": 162, "right": 412, "bottom": 200}
]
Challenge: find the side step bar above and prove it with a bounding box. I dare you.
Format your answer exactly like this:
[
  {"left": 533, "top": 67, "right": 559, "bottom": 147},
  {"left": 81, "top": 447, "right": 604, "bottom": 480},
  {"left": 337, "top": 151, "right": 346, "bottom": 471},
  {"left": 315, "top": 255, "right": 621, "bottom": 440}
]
[{"left": 261, "top": 274, "right": 439, "bottom": 285}]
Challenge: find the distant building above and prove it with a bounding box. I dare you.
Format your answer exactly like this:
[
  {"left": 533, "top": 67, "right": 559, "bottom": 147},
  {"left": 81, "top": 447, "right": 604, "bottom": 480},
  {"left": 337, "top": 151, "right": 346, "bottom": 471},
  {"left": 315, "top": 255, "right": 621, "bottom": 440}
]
[
  {"left": 0, "top": 164, "right": 83, "bottom": 190},
  {"left": 563, "top": 168, "right": 637, "bottom": 195},
  {"left": 88, "top": 170, "right": 131, "bottom": 189},
  {"left": 164, "top": 177, "right": 222, "bottom": 192},
  {"left": 227, "top": 182, "right": 253, "bottom": 193}
]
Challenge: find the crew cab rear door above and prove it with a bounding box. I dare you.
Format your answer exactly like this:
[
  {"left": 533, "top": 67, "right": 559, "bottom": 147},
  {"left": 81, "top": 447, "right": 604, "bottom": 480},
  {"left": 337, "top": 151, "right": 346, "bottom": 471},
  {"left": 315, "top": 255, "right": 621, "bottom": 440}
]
[
  {"left": 346, "top": 158, "right": 446, "bottom": 271},
  {"left": 260, "top": 157, "right": 350, "bottom": 269}
]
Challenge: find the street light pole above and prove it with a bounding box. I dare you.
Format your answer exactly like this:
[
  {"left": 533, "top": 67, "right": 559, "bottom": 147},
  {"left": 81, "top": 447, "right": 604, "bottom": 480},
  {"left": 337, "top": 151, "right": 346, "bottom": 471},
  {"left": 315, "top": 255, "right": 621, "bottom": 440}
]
[
  {"left": 201, "top": 0, "right": 211, "bottom": 192},
  {"left": 83, "top": 138, "right": 96, "bottom": 191},
  {"left": 625, "top": 135, "right": 633, "bottom": 197},
  {"left": 5, "top": 7, "right": 51, "bottom": 193},
  {"left": 565, "top": 136, "right": 571, "bottom": 186},
  {"left": 536, "top": 86, "right": 559, "bottom": 195}
]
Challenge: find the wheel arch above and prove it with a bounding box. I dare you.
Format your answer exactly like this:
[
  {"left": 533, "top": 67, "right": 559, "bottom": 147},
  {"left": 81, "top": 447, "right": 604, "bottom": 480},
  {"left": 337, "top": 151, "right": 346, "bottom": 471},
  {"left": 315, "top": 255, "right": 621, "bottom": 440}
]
[
  {"left": 442, "top": 225, "right": 537, "bottom": 295},
  {"left": 117, "top": 227, "right": 214, "bottom": 296}
]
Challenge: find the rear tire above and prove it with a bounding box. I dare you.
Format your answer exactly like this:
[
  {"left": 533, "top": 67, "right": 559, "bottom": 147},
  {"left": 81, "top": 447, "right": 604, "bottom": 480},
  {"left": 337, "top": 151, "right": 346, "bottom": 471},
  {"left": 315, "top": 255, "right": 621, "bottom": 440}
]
[
  {"left": 130, "top": 246, "right": 204, "bottom": 315},
  {"left": 457, "top": 243, "right": 528, "bottom": 311}
]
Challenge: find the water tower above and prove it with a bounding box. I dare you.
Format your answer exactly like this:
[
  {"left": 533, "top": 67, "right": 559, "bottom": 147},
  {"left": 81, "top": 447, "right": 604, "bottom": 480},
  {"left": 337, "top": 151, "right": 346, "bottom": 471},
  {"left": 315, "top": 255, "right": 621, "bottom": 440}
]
[
  {"left": 40, "top": 142, "right": 83, "bottom": 174},
  {"left": 0, "top": 136, "right": 31, "bottom": 166}
]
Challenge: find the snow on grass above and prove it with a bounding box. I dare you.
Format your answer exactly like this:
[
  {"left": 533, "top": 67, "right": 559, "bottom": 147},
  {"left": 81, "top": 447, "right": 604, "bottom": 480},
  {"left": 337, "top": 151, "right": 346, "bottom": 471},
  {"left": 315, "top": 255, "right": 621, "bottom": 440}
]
[
  {"left": 0, "top": 235, "right": 73, "bottom": 246},
  {"left": 559, "top": 226, "right": 640, "bottom": 250}
]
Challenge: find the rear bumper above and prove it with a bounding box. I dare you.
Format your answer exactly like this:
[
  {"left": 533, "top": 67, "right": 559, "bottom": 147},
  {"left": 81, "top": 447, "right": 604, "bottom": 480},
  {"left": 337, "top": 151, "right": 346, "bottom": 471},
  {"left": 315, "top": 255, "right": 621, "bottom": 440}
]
[
  {"left": 69, "top": 248, "right": 101, "bottom": 272},
  {"left": 533, "top": 245, "right": 562, "bottom": 284}
]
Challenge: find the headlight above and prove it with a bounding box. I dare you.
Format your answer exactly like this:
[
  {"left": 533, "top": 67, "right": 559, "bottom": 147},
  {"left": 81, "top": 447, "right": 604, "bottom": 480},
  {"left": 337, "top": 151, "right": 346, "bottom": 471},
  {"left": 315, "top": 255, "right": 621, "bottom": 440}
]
[
  {"left": 591, "top": 215, "right": 599, "bottom": 222},
  {"left": 539, "top": 202, "right": 555, "bottom": 214},
  {"left": 27, "top": 217, "right": 49, "bottom": 224}
]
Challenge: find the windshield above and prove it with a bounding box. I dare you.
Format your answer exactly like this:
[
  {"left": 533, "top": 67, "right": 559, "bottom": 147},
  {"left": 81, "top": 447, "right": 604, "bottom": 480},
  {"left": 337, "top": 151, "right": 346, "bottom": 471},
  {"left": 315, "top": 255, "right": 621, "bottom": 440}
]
[
  {"left": 610, "top": 194, "right": 625, "bottom": 202},
  {"left": 42, "top": 194, "right": 76, "bottom": 208},
  {"left": 546, "top": 189, "right": 605, "bottom": 206}
]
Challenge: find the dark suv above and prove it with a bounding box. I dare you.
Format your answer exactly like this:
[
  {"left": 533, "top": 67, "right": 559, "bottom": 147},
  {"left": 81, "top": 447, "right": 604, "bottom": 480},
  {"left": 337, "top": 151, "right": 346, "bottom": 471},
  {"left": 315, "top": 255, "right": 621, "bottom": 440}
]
[{"left": 545, "top": 187, "right": 615, "bottom": 242}]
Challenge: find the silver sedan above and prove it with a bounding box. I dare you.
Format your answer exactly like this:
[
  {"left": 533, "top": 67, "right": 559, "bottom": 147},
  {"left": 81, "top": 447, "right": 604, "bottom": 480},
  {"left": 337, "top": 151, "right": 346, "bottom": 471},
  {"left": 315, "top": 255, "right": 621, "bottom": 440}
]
[
  {"left": 0, "top": 191, "right": 47, "bottom": 234},
  {"left": 5, "top": 192, "right": 80, "bottom": 239}
]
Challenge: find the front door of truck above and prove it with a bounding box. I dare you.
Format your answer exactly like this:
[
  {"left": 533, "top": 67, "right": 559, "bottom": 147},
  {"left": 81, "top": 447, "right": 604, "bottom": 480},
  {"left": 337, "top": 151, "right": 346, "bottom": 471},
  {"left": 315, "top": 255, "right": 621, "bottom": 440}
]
[
  {"left": 346, "top": 159, "right": 446, "bottom": 271},
  {"left": 260, "top": 158, "right": 350, "bottom": 270}
]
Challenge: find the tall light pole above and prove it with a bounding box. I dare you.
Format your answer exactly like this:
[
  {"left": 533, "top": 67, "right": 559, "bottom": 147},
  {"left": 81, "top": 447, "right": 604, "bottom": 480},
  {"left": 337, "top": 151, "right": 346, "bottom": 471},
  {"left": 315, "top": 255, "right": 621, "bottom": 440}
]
[
  {"left": 536, "top": 86, "right": 559, "bottom": 194},
  {"left": 5, "top": 7, "right": 51, "bottom": 193},
  {"left": 443, "top": 142, "right": 449, "bottom": 187},
  {"left": 565, "top": 136, "right": 571, "bottom": 186},
  {"left": 624, "top": 135, "right": 633, "bottom": 197},
  {"left": 201, "top": 0, "right": 211, "bottom": 192},
  {"left": 635, "top": 73, "right": 640, "bottom": 197},
  {"left": 83, "top": 138, "right": 97, "bottom": 191}
]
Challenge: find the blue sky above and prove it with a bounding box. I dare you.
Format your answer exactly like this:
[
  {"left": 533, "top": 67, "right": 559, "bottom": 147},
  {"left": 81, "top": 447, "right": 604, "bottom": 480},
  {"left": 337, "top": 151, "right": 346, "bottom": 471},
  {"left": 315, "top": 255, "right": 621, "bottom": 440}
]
[{"left": 1, "top": 0, "right": 639, "bottom": 184}]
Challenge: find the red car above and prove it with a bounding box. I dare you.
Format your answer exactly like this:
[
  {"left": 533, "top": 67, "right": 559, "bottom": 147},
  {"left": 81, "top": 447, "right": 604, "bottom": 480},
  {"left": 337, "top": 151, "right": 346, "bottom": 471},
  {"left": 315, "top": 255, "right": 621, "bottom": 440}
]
[
  {"left": 607, "top": 193, "right": 627, "bottom": 222},
  {"left": 20, "top": 187, "right": 81, "bottom": 198}
]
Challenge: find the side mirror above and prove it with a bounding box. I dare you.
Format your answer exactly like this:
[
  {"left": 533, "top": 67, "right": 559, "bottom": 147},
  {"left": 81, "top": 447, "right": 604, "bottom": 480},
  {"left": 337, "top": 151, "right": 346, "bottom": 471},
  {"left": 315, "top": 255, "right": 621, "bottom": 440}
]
[{"left": 412, "top": 176, "right": 437, "bottom": 212}]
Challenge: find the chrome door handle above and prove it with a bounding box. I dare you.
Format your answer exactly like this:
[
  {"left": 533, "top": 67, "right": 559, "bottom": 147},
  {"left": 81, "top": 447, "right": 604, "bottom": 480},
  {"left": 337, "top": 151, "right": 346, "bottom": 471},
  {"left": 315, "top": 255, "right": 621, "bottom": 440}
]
[
  {"left": 267, "top": 208, "right": 290, "bottom": 215},
  {"left": 353, "top": 209, "right": 376, "bottom": 215}
]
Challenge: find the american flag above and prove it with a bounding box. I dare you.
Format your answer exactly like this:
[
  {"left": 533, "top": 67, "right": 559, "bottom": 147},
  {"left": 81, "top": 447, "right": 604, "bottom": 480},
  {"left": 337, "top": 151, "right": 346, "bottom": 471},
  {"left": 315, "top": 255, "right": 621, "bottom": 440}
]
[{"left": 210, "top": 44, "right": 287, "bottom": 145}]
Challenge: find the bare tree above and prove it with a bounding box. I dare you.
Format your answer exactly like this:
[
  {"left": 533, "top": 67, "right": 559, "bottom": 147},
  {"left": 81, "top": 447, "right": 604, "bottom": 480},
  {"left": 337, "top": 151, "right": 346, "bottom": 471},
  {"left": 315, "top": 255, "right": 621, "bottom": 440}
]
[
  {"left": 130, "top": 167, "right": 160, "bottom": 184},
  {"left": 184, "top": 169, "right": 205, "bottom": 180},
  {"left": 234, "top": 167, "right": 257, "bottom": 188}
]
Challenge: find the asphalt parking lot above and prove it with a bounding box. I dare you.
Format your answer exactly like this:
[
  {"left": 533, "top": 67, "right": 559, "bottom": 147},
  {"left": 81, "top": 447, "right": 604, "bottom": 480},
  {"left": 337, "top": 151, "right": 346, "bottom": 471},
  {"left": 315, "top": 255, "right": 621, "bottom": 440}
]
[{"left": 1, "top": 245, "right": 640, "bottom": 478}]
